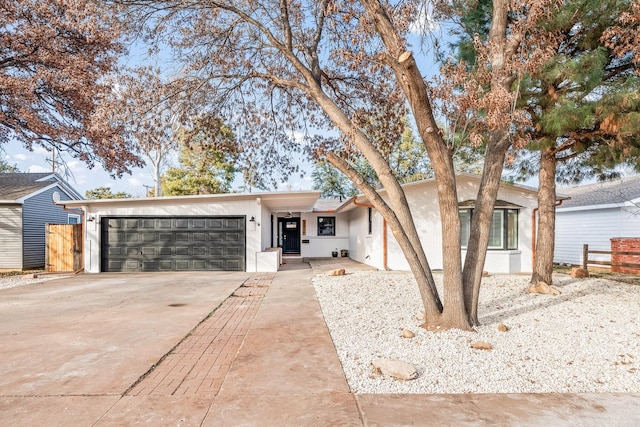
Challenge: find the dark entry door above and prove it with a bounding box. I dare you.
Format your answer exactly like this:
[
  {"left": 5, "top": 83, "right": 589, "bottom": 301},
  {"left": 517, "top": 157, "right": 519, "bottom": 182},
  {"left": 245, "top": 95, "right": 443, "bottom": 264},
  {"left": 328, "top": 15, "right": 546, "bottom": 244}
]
[{"left": 278, "top": 217, "right": 300, "bottom": 254}]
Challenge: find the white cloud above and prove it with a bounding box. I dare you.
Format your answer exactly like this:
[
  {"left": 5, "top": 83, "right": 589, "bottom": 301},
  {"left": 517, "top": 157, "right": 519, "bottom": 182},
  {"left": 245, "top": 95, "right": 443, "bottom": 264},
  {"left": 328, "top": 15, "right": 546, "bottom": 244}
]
[
  {"left": 27, "top": 164, "right": 49, "bottom": 173},
  {"left": 13, "top": 153, "right": 27, "bottom": 161},
  {"left": 409, "top": 3, "right": 439, "bottom": 34}
]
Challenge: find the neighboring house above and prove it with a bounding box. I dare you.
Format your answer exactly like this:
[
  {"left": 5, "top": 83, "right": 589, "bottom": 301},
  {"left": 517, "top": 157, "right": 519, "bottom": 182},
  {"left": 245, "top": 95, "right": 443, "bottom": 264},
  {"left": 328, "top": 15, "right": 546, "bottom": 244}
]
[
  {"left": 0, "top": 173, "right": 84, "bottom": 270},
  {"left": 59, "top": 173, "right": 539, "bottom": 274},
  {"left": 555, "top": 175, "right": 640, "bottom": 266}
]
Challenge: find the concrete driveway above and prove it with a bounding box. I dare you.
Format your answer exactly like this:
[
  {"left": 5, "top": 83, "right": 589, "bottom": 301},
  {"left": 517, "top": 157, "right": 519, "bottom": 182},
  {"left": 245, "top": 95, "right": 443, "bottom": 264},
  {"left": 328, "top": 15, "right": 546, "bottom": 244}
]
[{"left": 0, "top": 272, "right": 248, "bottom": 401}]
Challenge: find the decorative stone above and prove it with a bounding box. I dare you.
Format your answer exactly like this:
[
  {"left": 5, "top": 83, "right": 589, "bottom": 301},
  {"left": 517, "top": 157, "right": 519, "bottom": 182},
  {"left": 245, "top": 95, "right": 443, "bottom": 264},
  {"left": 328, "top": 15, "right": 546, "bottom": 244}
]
[
  {"left": 528, "top": 281, "right": 561, "bottom": 296},
  {"left": 482, "top": 271, "right": 490, "bottom": 277},
  {"left": 328, "top": 268, "right": 346, "bottom": 276},
  {"left": 571, "top": 267, "right": 590, "bottom": 278},
  {"left": 471, "top": 341, "right": 493, "bottom": 351},
  {"left": 401, "top": 329, "right": 415, "bottom": 338},
  {"left": 372, "top": 358, "right": 418, "bottom": 380},
  {"left": 416, "top": 311, "right": 426, "bottom": 321},
  {"left": 497, "top": 323, "right": 509, "bottom": 332}
]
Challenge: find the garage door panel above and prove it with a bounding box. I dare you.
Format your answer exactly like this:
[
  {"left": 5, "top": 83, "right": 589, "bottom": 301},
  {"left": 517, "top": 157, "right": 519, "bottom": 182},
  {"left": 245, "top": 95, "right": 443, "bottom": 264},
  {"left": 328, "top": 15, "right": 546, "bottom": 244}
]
[
  {"left": 226, "top": 259, "right": 241, "bottom": 270},
  {"left": 225, "top": 218, "right": 242, "bottom": 229},
  {"left": 140, "top": 219, "right": 155, "bottom": 228},
  {"left": 159, "top": 233, "right": 173, "bottom": 243},
  {"left": 158, "top": 260, "right": 173, "bottom": 270},
  {"left": 158, "top": 219, "right": 172, "bottom": 229},
  {"left": 102, "top": 216, "right": 245, "bottom": 272},
  {"left": 142, "top": 233, "right": 156, "bottom": 242}
]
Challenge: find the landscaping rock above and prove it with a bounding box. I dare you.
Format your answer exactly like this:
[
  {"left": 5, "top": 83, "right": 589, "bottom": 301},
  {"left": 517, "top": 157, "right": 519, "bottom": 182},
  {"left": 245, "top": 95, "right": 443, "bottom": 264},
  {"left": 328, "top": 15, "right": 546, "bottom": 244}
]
[
  {"left": 328, "top": 268, "right": 346, "bottom": 276},
  {"left": 497, "top": 323, "right": 509, "bottom": 332},
  {"left": 471, "top": 341, "right": 493, "bottom": 351},
  {"left": 401, "top": 329, "right": 415, "bottom": 338},
  {"left": 528, "top": 281, "right": 561, "bottom": 296},
  {"left": 372, "top": 358, "right": 418, "bottom": 380},
  {"left": 571, "top": 267, "right": 590, "bottom": 278},
  {"left": 482, "top": 271, "right": 490, "bottom": 277},
  {"left": 415, "top": 311, "right": 426, "bottom": 321}
]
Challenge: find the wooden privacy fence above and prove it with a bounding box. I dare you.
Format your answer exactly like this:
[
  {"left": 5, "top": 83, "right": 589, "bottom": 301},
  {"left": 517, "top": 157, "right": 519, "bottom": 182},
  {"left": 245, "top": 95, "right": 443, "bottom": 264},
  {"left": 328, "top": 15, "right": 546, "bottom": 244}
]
[
  {"left": 582, "top": 243, "right": 640, "bottom": 274},
  {"left": 46, "top": 223, "right": 83, "bottom": 272}
]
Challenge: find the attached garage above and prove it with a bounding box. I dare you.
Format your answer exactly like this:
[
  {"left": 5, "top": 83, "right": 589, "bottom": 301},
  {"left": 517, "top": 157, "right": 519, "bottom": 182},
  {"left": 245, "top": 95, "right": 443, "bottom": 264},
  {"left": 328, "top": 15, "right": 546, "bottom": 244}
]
[{"left": 101, "top": 216, "right": 245, "bottom": 272}]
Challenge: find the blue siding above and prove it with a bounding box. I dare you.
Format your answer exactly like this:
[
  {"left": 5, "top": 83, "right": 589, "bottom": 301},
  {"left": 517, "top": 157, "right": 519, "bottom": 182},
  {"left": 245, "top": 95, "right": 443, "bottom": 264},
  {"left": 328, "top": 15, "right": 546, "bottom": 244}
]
[{"left": 22, "top": 187, "right": 77, "bottom": 269}]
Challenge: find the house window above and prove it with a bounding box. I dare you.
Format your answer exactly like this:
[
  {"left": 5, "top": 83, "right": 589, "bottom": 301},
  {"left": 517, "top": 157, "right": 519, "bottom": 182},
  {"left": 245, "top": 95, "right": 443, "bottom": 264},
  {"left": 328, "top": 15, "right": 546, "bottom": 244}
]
[
  {"left": 460, "top": 208, "right": 518, "bottom": 250},
  {"left": 317, "top": 216, "right": 335, "bottom": 236},
  {"left": 368, "top": 208, "right": 373, "bottom": 235},
  {"left": 68, "top": 214, "right": 81, "bottom": 224}
]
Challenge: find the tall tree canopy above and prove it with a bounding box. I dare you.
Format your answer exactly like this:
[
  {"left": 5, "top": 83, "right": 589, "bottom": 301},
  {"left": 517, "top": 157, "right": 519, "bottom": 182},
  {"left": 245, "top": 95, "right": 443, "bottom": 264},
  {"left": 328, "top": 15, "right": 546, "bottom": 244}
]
[
  {"left": 0, "top": 0, "right": 139, "bottom": 175},
  {"left": 509, "top": 0, "right": 640, "bottom": 285},
  {"left": 450, "top": 0, "right": 640, "bottom": 287},
  {"left": 162, "top": 114, "right": 238, "bottom": 195},
  {"left": 0, "top": 157, "right": 20, "bottom": 173},
  {"left": 85, "top": 186, "right": 133, "bottom": 199},
  {"left": 112, "top": 0, "right": 567, "bottom": 330}
]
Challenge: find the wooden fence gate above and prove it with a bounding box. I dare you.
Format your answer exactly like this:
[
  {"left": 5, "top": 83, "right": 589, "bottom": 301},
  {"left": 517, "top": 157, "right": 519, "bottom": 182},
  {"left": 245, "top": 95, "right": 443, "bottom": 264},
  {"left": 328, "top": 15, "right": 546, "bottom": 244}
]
[{"left": 46, "top": 223, "right": 83, "bottom": 272}]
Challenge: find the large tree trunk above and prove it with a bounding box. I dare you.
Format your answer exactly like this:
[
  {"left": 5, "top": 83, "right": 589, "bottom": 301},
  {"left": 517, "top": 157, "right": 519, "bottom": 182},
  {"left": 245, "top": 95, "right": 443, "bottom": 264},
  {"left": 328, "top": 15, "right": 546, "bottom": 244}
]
[
  {"left": 462, "top": 132, "right": 511, "bottom": 325},
  {"left": 531, "top": 146, "right": 557, "bottom": 285}
]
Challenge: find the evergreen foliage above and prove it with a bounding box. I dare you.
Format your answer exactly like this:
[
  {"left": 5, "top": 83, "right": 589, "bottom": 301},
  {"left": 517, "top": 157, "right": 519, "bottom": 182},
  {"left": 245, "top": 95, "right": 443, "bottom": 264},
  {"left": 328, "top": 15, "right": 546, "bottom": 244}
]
[{"left": 161, "top": 114, "right": 238, "bottom": 196}]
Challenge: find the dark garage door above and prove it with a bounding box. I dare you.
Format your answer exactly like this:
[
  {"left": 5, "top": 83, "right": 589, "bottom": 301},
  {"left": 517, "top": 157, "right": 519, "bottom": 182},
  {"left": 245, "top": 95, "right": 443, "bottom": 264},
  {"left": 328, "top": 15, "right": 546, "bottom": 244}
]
[{"left": 101, "top": 216, "right": 245, "bottom": 272}]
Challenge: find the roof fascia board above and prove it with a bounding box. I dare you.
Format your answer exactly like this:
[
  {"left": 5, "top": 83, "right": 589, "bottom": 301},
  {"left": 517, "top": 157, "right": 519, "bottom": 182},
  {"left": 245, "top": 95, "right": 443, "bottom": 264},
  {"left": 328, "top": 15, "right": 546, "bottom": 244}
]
[
  {"left": 59, "top": 190, "right": 322, "bottom": 207},
  {"left": 557, "top": 202, "right": 626, "bottom": 212},
  {"left": 15, "top": 183, "right": 63, "bottom": 203}
]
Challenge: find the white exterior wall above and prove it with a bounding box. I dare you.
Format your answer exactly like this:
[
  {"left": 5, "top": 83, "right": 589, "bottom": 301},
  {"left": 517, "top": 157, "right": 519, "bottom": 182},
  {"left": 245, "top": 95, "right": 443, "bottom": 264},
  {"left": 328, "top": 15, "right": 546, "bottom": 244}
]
[
  {"left": 83, "top": 199, "right": 262, "bottom": 273},
  {"left": 554, "top": 206, "right": 631, "bottom": 266},
  {"left": 299, "top": 212, "right": 350, "bottom": 258},
  {"left": 353, "top": 176, "right": 536, "bottom": 274},
  {"left": 348, "top": 207, "right": 384, "bottom": 269},
  {"left": 0, "top": 205, "right": 23, "bottom": 269}
]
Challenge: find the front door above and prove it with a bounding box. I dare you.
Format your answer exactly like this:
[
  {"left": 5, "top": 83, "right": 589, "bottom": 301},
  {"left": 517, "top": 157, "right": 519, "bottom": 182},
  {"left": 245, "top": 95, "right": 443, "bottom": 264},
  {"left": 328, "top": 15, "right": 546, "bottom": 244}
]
[{"left": 278, "top": 217, "right": 301, "bottom": 254}]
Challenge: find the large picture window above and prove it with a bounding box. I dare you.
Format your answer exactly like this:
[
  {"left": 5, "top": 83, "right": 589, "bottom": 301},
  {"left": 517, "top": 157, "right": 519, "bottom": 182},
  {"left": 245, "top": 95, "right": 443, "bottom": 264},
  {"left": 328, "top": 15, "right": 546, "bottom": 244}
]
[
  {"left": 460, "top": 208, "right": 518, "bottom": 250},
  {"left": 317, "top": 216, "right": 335, "bottom": 236}
]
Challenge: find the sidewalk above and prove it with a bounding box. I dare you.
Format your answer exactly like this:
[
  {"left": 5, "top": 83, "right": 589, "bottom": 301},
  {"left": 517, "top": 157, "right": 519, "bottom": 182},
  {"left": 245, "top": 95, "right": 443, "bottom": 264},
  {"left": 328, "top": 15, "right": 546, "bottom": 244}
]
[{"left": 122, "top": 261, "right": 640, "bottom": 426}]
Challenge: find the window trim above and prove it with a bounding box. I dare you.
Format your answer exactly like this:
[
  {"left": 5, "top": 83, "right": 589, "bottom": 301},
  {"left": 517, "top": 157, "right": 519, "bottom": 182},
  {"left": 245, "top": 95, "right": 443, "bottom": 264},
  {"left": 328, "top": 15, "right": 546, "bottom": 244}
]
[
  {"left": 459, "top": 208, "right": 518, "bottom": 250},
  {"left": 68, "top": 214, "right": 81, "bottom": 224},
  {"left": 317, "top": 216, "right": 336, "bottom": 236}
]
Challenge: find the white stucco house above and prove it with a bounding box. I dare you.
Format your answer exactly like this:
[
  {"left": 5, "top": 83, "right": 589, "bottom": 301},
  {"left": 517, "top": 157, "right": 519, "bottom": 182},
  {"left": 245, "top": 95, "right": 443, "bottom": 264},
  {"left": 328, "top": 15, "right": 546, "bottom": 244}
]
[
  {"left": 555, "top": 175, "right": 640, "bottom": 266},
  {"left": 59, "top": 174, "right": 540, "bottom": 274}
]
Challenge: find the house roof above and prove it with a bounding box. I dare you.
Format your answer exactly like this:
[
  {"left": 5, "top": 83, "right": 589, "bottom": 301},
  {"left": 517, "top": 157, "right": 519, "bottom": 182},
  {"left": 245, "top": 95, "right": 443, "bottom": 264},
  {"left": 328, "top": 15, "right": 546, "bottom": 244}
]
[
  {"left": 335, "top": 173, "right": 542, "bottom": 212},
  {"left": 313, "top": 198, "right": 345, "bottom": 212},
  {"left": 0, "top": 173, "right": 82, "bottom": 203},
  {"left": 557, "top": 175, "right": 640, "bottom": 209}
]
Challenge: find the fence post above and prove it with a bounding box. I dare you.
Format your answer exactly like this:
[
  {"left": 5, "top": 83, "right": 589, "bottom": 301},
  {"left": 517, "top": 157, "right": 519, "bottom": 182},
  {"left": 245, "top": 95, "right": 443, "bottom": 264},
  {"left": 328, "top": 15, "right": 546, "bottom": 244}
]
[{"left": 582, "top": 244, "right": 588, "bottom": 270}]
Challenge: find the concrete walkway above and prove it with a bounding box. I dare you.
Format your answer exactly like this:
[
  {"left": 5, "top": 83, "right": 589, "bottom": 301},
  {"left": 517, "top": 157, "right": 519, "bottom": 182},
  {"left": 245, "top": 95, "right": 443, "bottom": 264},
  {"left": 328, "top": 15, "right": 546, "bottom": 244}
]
[{"left": 0, "top": 262, "right": 639, "bottom": 426}]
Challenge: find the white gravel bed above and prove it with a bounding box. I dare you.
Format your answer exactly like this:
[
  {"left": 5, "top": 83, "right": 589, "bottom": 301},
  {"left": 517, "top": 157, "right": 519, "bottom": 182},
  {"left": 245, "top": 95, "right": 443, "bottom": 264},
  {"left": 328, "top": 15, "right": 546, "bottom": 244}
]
[
  {"left": 313, "top": 270, "right": 640, "bottom": 394},
  {"left": 0, "top": 273, "right": 69, "bottom": 290}
]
